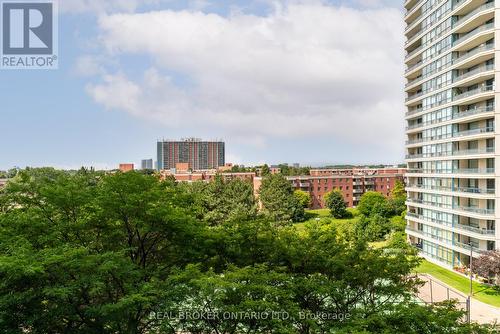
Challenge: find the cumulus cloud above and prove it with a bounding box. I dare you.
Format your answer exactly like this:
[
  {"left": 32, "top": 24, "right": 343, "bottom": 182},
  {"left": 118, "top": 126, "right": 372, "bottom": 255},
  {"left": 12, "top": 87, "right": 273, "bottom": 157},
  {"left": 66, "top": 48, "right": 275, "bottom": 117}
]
[
  {"left": 60, "top": 0, "right": 167, "bottom": 14},
  {"left": 86, "top": 2, "right": 405, "bottom": 155}
]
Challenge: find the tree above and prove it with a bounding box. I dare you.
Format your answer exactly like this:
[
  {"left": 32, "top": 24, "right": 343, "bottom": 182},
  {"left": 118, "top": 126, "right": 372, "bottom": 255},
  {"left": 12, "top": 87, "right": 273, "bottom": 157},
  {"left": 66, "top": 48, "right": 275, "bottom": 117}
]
[
  {"left": 185, "top": 175, "right": 257, "bottom": 226},
  {"left": 387, "top": 180, "right": 407, "bottom": 216},
  {"left": 258, "top": 174, "right": 304, "bottom": 223},
  {"left": 0, "top": 169, "right": 493, "bottom": 333},
  {"left": 357, "top": 191, "right": 391, "bottom": 217},
  {"left": 472, "top": 251, "right": 500, "bottom": 284},
  {"left": 294, "top": 190, "right": 311, "bottom": 209},
  {"left": 324, "top": 190, "right": 348, "bottom": 218},
  {"left": 0, "top": 169, "right": 205, "bottom": 333},
  {"left": 260, "top": 164, "right": 271, "bottom": 176},
  {"left": 6, "top": 168, "right": 18, "bottom": 179}
]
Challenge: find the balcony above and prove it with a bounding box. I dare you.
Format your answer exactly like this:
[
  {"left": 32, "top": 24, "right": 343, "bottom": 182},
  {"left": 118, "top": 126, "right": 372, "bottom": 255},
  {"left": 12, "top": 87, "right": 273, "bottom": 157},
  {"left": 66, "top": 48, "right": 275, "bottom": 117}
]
[
  {"left": 406, "top": 59, "right": 423, "bottom": 74},
  {"left": 405, "top": 43, "right": 494, "bottom": 92},
  {"left": 405, "top": 168, "right": 494, "bottom": 175},
  {"left": 406, "top": 226, "right": 454, "bottom": 245},
  {"left": 453, "top": 64, "right": 494, "bottom": 83},
  {"left": 406, "top": 147, "right": 495, "bottom": 160},
  {"left": 452, "top": 43, "right": 494, "bottom": 67},
  {"left": 406, "top": 226, "right": 487, "bottom": 254},
  {"left": 452, "top": 126, "right": 494, "bottom": 139},
  {"left": 406, "top": 198, "right": 495, "bottom": 216},
  {"left": 452, "top": 2, "right": 495, "bottom": 31},
  {"left": 406, "top": 212, "right": 495, "bottom": 239},
  {"left": 405, "top": 44, "right": 424, "bottom": 60},
  {"left": 452, "top": 23, "right": 494, "bottom": 49},
  {"left": 406, "top": 107, "right": 423, "bottom": 117},
  {"left": 406, "top": 212, "right": 495, "bottom": 236},
  {"left": 406, "top": 90, "right": 425, "bottom": 103},
  {"left": 404, "top": 0, "right": 458, "bottom": 34},
  {"left": 406, "top": 105, "right": 494, "bottom": 131},
  {"left": 454, "top": 241, "right": 482, "bottom": 254},
  {"left": 453, "top": 84, "right": 494, "bottom": 102},
  {"left": 406, "top": 127, "right": 494, "bottom": 145},
  {"left": 405, "top": 0, "right": 424, "bottom": 19},
  {"left": 405, "top": 74, "right": 423, "bottom": 88},
  {"left": 452, "top": 105, "right": 494, "bottom": 120},
  {"left": 406, "top": 183, "right": 495, "bottom": 196}
]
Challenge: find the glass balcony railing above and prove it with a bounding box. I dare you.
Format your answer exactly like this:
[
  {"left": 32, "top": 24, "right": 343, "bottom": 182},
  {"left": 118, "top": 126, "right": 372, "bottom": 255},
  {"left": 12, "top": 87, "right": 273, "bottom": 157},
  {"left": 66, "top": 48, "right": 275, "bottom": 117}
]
[
  {"left": 452, "top": 23, "right": 494, "bottom": 48},
  {"left": 454, "top": 241, "right": 482, "bottom": 253},
  {"left": 406, "top": 212, "right": 495, "bottom": 235},
  {"left": 408, "top": 126, "right": 495, "bottom": 144},
  {"left": 453, "top": 3, "right": 495, "bottom": 30},
  {"left": 406, "top": 198, "right": 495, "bottom": 216},
  {"left": 406, "top": 65, "right": 493, "bottom": 103},
  {"left": 405, "top": 0, "right": 455, "bottom": 34},
  {"left": 406, "top": 90, "right": 424, "bottom": 102},
  {"left": 405, "top": 107, "right": 423, "bottom": 117},
  {"left": 406, "top": 44, "right": 424, "bottom": 60},
  {"left": 405, "top": 60, "right": 423, "bottom": 74},
  {"left": 452, "top": 44, "right": 494, "bottom": 66},
  {"left": 405, "top": 0, "right": 425, "bottom": 16},
  {"left": 406, "top": 105, "right": 494, "bottom": 130},
  {"left": 405, "top": 42, "right": 494, "bottom": 83},
  {"left": 407, "top": 126, "right": 494, "bottom": 144},
  {"left": 453, "top": 84, "right": 494, "bottom": 102},
  {"left": 452, "top": 105, "right": 494, "bottom": 119},
  {"left": 453, "top": 64, "right": 494, "bottom": 83},
  {"left": 406, "top": 168, "right": 494, "bottom": 175},
  {"left": 406, "top": 183, "right": 495, "bottom": 195},
  {"left": 406, "top": 147, "right": 495, "bottom": 159}
]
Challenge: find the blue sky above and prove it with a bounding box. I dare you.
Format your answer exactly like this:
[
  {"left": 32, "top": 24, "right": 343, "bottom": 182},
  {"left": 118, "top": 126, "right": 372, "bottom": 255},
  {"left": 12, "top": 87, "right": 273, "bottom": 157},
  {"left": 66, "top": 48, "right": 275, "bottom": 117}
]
[{"left": 0, "top": 0, "right": 405, "bottom": 170}]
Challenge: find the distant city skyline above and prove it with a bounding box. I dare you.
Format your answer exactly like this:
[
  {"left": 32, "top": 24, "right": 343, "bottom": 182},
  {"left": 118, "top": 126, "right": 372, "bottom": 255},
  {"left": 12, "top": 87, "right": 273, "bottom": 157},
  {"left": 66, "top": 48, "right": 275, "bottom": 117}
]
[{"left": 0, "top": 0, "right": 405, "bottom": 171}]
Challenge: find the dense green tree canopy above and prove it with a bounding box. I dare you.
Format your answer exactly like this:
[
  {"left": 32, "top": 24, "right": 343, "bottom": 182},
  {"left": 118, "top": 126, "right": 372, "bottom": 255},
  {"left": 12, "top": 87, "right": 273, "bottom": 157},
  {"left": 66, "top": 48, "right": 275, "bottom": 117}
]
[
  {"left": 258, "top": 174, "right": 305, "bottom": 223},
  {"left": 0, "top": 169, "right": 493, "bottom": 333},
  {"left": 294, "top": 190, "right": 311, "bottom": 209},
  {"left": 357, "top": 191, "right": 391, "bottom": 217},
  {"left": 184, "top": 175, "right": 257, "bottom": 226}
]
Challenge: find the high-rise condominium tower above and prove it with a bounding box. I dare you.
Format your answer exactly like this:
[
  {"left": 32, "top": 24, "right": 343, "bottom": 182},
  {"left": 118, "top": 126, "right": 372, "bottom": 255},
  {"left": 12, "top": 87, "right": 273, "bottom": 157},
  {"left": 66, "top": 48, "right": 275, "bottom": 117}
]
[
  {"left": 405, "top": 0, "right": 497, "bottom": 269},
  {"left": 157, "top": 138, "right": 225, "bottom": 171}
]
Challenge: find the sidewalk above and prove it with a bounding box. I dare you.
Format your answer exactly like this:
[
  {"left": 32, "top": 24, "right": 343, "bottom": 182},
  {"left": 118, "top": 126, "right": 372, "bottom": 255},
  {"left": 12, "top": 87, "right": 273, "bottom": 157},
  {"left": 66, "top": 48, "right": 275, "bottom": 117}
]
[{"left": 417, "top": 274, "right": 500, "bottom": 324}]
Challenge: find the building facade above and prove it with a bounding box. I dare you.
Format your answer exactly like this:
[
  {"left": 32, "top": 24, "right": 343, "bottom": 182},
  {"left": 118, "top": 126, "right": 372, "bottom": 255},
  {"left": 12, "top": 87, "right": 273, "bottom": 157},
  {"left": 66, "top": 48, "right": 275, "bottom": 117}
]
[
  {"left": 159, "top": 169, "right": 256, "bottom": 183},
  {"left": 157, "top": 138, "right": 225, "bottom": 171},
  {"left": 287, "top": 168, "right": 405, "bottom": 209},
  {"left": 141, "top": 159, "right": 154, "bottom": 170},
  {"left": 119, "top": 164, "right": 134, "bottom": 172},
  {"left": 404, "top": 0, "right": 498, "bottom": 269}
]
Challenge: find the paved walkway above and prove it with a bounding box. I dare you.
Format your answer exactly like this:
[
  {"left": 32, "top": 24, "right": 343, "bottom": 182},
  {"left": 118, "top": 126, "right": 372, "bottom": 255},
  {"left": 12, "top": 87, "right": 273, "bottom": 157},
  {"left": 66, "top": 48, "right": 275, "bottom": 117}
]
[{"left": 417, "top": 274, "right": 500, "bottom": 324}]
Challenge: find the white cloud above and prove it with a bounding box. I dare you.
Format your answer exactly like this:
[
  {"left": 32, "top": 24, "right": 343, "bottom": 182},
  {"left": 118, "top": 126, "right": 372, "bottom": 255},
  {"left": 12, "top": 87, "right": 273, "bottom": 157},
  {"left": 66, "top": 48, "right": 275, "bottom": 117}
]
[
  {"left": 86, "top": 2, "right": 405, "bottom": 156},
  {"left": 60, "top": 0, "right": 166, "bottom": 14},
  {"left": 74, "top": 55, "right": 106, "bottom": 76}
]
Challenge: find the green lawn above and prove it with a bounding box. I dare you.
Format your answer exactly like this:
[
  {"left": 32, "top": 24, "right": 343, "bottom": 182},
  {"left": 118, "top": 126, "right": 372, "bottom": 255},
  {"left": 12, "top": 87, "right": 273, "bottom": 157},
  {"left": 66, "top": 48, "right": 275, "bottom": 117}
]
[{"left": 415, "top": 260, "right": 500, "bottom": 307}]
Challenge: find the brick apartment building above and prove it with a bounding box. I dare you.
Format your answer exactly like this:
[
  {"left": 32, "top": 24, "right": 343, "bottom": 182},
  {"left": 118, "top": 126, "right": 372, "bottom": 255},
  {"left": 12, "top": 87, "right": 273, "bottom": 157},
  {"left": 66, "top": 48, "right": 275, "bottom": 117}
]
[
  {"left": 159, "top": 168, "right": 256, "bottom": 183},
  {"left": 159, "top": 165, "right": 405, "bottom": 210},
  {"left": 119, "top": 164, "right": 135, "bottom": 172},
  {"left": 288, "top": 168, "right": 406, "bottom": 209}
]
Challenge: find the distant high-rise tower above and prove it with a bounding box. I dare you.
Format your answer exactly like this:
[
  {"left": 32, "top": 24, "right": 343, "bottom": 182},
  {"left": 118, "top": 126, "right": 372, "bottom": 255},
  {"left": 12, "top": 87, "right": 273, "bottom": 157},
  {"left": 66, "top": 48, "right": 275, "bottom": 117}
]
[
  {"left": 404, "top": 0, "right": 497, "bottom": 269},
  {"left": 141, "top": 159, "right": 153, "bottom": 170},
  {"left": 157, "top": 138, "right": 225, "bottom": 171}
]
